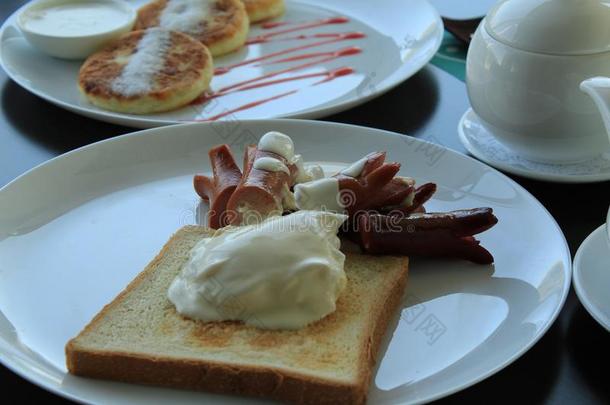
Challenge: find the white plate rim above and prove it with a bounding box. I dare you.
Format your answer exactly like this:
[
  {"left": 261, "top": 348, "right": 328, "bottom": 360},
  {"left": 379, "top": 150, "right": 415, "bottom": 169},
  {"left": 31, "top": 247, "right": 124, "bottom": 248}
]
[
  {"left": 458, "top": 108, "right": 610, "bottom": 184},
  {"left": 0, "top": 0, "right": 443, "bottom": 128},
  {"left": 0, "top": 119, "right": 572, "bottom": 404},
  {"left": 573, "top": 224, "right": 610, "bottom": 332}
]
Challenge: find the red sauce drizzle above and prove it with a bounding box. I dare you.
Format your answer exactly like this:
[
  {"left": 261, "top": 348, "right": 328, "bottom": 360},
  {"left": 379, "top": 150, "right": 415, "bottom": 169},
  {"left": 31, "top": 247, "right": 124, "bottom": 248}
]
[
  {"left": 256, "top": 17, "right": 349, "bottom": 38},
  {"left": 195, "top": 16, "right": 363, "bottom": 120},
  {"left": 246, "top": 31, "right": 359, "bottom": 45},
  {"left": 198, "top": 90, "right": 298, "bottom": 122},
  {"left": 259, "top": 21, "right": 291, "bottom": 29},
  {"left": 314, "top": 66, "right": 355, "bottom": 84},
  {"left": 256, "top": 46, "right": 361, "bottom": 66},
  {"left": 199, "top": 66, "right": 356, "bottom": 103},
  {"left": 215, "top": 33, "right": 364, "bottom": 75},
  {"left": 216, "top": 48, "right": 361, "bottom": 94},
  {"left": 196, "top": 67, "right": 355, "bottom": 121}
]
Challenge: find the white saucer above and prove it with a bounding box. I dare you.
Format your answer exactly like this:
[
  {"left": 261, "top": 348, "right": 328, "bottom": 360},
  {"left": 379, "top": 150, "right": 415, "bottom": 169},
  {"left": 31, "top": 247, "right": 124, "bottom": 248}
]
[
  {"left": 458, "top": 108, "right": 610, "bottom": 183},
  {"left": 573, "top": 224, "right": 610, "bottom": 331}
]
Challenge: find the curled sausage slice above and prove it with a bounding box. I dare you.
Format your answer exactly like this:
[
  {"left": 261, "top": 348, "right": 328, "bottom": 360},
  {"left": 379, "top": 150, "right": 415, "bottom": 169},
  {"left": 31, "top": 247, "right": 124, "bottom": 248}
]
[
  {"left": 357, "top": 208, "right": 498, "bottom": 264},
  {"left": 335, "top": 152, "right": 433, "bottom": 215},
  {"left": 294, "top": 151, "right": 435, "bottom": 217},
  {"left": 337, "top": 151, "right": 386, "bottom": 178},
  {"left": 225, "top": 146, "right": 296, "bottom": 225},
  {"left": 193, "top": 144, "right": 242, "bottom": 229},
  {"left": 372, "top": 178, "right": 415, "bottom": 212},
  {"left": 385, "top": 182, "right": 437, "bottom": 215},
  {"left": 336, "top": 162, "right": 401, "bottom": 215}
]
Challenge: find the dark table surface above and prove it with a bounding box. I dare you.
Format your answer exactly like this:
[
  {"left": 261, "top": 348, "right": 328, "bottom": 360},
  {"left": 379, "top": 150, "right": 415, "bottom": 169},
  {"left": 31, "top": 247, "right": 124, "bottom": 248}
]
[{"left": 1, "top": 1, "right": 609, "bottom": 404}]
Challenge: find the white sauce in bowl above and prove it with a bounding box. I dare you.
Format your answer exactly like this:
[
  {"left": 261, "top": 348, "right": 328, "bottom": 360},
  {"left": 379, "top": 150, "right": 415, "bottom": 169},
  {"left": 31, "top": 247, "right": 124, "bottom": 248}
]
[{"left": 21, "top": 1, "right": 132, "bottom": 37}]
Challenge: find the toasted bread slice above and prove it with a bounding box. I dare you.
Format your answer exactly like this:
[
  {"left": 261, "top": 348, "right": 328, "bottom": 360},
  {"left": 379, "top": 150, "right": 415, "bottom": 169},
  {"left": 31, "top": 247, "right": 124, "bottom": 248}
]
[
  {"left": 66, "top": 226, "right": 408, "bottom": 405},
  {"left": 135, "top": 0, "right": 249, "bottom": 56},
  {"left": 242, "top": 0, "right": 285, "bottom": 23},
  {"left": 79, "top": 29, "right": 213, "bottom": 114}
]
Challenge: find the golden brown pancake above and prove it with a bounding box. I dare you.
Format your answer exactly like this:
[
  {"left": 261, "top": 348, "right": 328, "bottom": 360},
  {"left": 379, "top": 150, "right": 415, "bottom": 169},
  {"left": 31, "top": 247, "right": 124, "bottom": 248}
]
[
  {"left": 242, "top": 0, "right": 285, "bottom": 23},
  {"left": 134, "top": 0, "right": 249, "bottom": 56},
  {"left": 79, "top": 29, "right": 213, "bottom": 114}
]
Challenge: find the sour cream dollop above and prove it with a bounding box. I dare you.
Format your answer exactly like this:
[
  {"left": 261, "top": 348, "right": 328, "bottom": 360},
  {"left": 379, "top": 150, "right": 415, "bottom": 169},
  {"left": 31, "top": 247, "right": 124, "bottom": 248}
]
[{"left": 168, "top": 210, "right": 348, "bottom": 330}]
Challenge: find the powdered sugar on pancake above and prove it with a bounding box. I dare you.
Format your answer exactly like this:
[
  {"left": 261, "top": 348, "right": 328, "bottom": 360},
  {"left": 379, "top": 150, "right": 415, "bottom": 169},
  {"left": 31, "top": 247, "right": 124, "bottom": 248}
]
[
  {"left": 159, "top": 0, "right": 211, "bottom": 36},
  {"left": 111, "top": 29, "right": 171, "bottom": 97}
]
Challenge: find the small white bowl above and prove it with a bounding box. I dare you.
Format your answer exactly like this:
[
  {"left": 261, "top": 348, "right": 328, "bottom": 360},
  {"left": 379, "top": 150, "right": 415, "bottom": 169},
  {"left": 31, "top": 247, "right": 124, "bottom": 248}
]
[{"left": 17, "top": 0, "right": 136, "bottom": 60}]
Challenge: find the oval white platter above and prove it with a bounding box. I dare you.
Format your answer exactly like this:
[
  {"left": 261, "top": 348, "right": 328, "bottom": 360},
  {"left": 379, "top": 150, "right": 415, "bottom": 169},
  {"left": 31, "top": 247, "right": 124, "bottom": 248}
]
[
  {"left": 0, "top": 0, "right": 443, "bottom": 128},
  {"left": 0, "top": 120, "right": 571, "bottom": 404}
]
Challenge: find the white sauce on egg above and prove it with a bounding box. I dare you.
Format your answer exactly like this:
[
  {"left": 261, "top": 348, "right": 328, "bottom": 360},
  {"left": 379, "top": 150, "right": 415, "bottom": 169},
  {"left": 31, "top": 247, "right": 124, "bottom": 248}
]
[
  {"left": 258, "top": 131, "right": 295, "bottom": 161},
  {"left": 294, "top": 178, "right": 345, "bottom": 213},
  {"left": 305, "top": 164, "right": 325, "bottom": 181},
  {"left": 294, "top": 155, "right": 324, "bottom": 184},
  {"left": 340, "top": 157, "right": 368, "bottom": 177},
  {"left": 168, "top": 211, "right": 348, "bottom": 330},
  {"left": 253, "top": 157, "right": 290, "bottom": 175}
]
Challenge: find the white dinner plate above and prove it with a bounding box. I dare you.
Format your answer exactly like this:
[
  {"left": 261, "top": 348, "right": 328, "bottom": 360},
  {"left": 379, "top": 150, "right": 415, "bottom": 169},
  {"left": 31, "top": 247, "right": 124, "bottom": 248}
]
[
  {"left": 0, "top": 120, "right": 571, "bottom": 404},
  {"left": 0, "top": 0, "right": 442, "bottom": 128},
  {"left": 573, "top": 224, "right": 610, "bottom": 331}
]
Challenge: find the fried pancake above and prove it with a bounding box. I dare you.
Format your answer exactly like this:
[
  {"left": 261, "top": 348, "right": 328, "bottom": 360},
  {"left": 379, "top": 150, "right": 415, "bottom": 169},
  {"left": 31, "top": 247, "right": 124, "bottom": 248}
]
[
  {"left": 242, "top": 0, "right": 285, "bottom": 23},
  {"left": 79, "top": 29, "right": 213, "bottom": 114},
  {"left": 134, "top": 0, "right": 249, "bottom": 57}
]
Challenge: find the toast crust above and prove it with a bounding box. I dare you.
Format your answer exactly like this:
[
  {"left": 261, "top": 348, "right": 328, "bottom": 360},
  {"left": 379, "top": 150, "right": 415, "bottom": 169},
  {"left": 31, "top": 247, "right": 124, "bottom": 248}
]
[{"left": 66, "top": 226, "right": 408, "bottom": 405}]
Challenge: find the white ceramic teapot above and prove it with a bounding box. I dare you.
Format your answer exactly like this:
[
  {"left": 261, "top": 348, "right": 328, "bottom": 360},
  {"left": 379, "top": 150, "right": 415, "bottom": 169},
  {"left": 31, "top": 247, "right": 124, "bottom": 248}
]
[{"left": 466, "top": 0, "right": 610, "bottom": 163}]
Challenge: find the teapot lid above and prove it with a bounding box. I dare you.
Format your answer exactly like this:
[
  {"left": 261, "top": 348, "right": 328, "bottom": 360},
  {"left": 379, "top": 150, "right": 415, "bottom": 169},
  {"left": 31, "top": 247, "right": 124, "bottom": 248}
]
[{"left": 485, "top": 0, "right": 610, "bottom": 55}]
